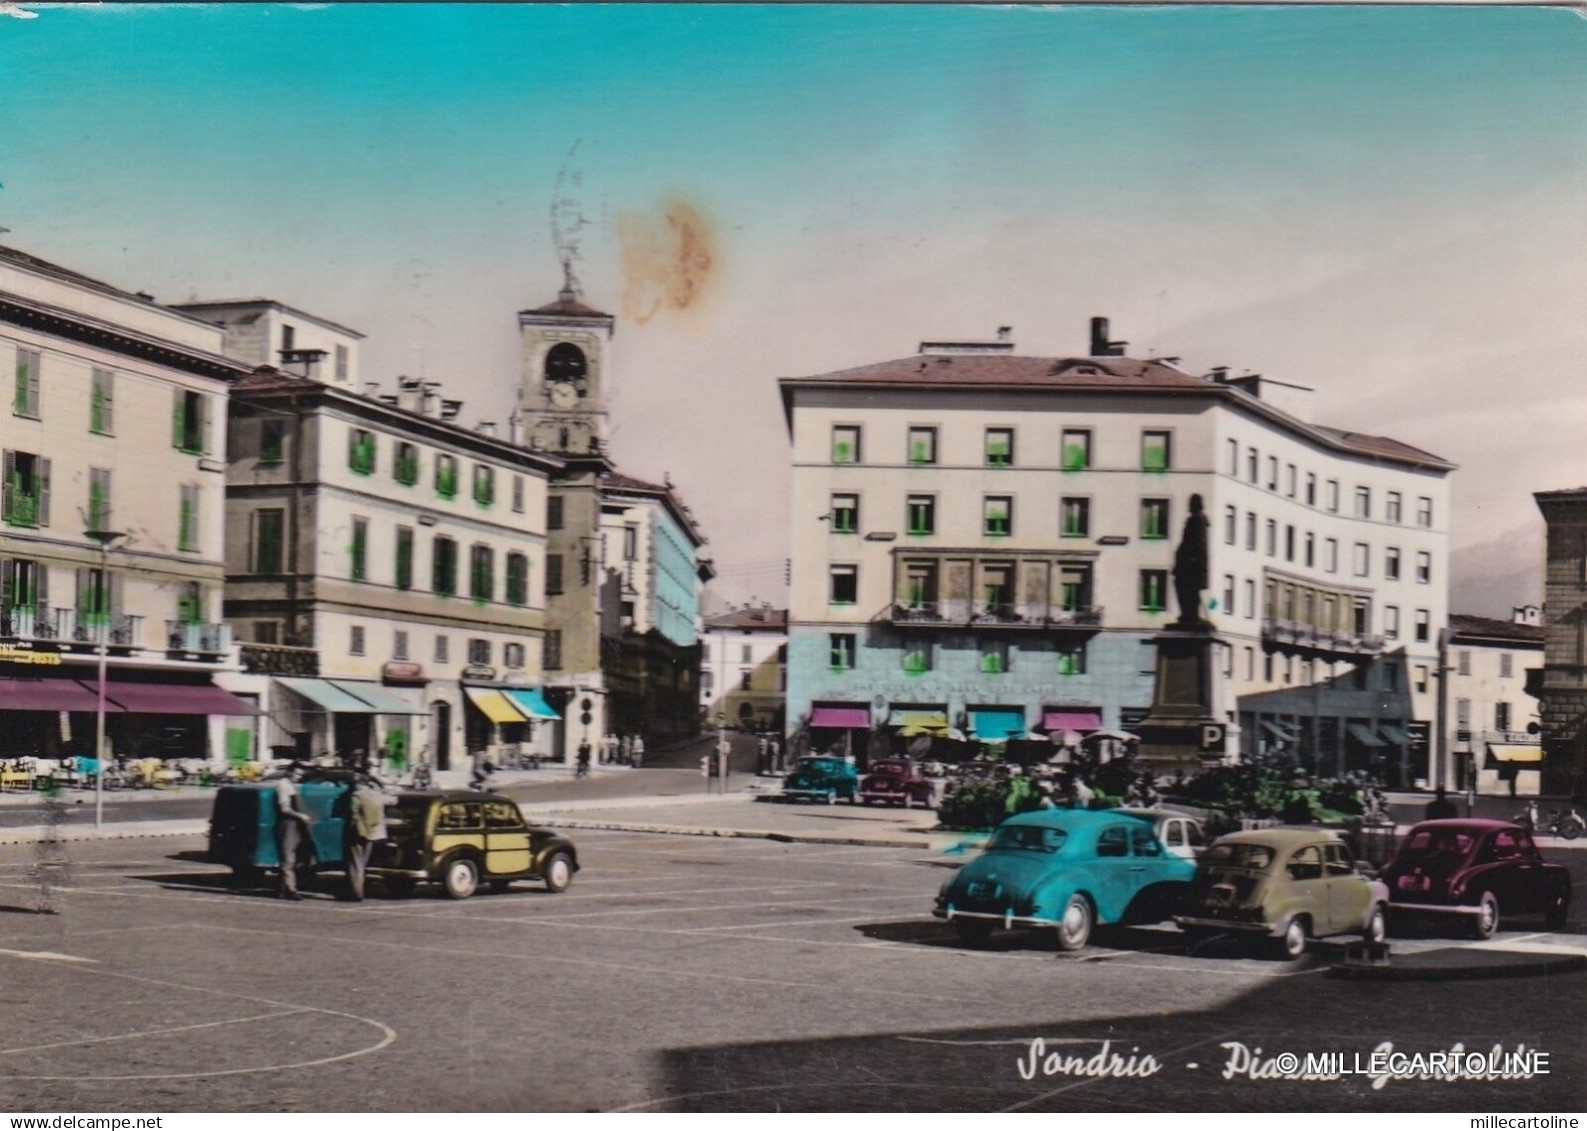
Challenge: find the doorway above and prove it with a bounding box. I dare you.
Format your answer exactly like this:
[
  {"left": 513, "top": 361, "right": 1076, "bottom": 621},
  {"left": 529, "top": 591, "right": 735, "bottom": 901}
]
[{"left": 433, "top": 700, "right": 452, "bottom": 770}]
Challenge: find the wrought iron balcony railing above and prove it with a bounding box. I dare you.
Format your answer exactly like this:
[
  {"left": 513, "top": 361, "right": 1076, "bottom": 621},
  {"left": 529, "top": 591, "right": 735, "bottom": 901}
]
[
  {"left": 165, "top": 620, "right": 231, "bottom": 655},
  {"left": 240, "top": 642, "right": 320, "bottom": 677},
  {"left": 882, "top": 601, "right": 1103, "bottom": 630},
  {"left": 1262, "top": 617, "right": 1384, "bottom": 656}
]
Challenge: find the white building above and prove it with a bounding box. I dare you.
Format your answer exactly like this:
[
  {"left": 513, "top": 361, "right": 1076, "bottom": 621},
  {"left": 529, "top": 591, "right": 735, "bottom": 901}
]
[
  {"left": 780, "top": 320, "right": 1454, "bottom": 783},
  {"left": 1445, "top": 612, "right": 1544, "bottom": 797},
  {"left": 172, "top": 299, "right": 363, "bottom": 390},
  {"left": 0, "top": 244, "right": 256, "bottom": 762},
  {"left": 701, "top": 606, "right": 787, "bottom": 730}
]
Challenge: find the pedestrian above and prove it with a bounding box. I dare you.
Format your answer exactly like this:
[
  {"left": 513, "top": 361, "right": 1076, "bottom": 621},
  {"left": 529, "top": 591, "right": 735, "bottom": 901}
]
[
  {"left": 344, "top": 772, "right": 388, "bottom": 902},
  {"left": 632, "top": 735, "right": 645, "bottom": 767},
  {"left": 273, "top": 763, "right": 313, "bottom": 901},
  {"left": 606, "top": 732, "right": 620, "bottom": 765},
  {"left": 1424, "top": 786, "right": 1457, "bottom": 821},
  {"left": 757, "top": 735, "right": 769, "bottom": 776},
  {"left": 769, "top": 735, "right": 782, "bottom": 774},
  {"left": 630, "top": 737, "right": 643, "bottom": 769},
  {"left": 576, "top": 739, "right": 592, "bottom": 779},
  {"left": 619, "top": 734, "right": 633, "bottom": 766}
]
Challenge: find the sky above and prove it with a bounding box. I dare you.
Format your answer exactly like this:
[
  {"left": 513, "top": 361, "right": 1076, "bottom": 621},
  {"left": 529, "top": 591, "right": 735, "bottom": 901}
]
[{"left": 2, "top": 3, "right": 1584, "bottom": 614}]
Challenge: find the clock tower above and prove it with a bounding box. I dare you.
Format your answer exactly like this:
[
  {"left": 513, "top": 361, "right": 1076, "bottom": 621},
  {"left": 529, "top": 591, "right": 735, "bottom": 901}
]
[{"left": 517, "top": 276, "right": 616, "bottom": 456}]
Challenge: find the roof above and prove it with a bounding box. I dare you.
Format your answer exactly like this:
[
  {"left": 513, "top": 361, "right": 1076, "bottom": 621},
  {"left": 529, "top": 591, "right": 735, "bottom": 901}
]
[
  {"left": 601, "top": 468, "right": 708, "bottom": 547},
  {"left": 1001, "top": 808, "right": 1154, "bottom": 832},
  {"left": 779, "top": 352, "right": 1455, "bottom": 472},
  {"left": 705, "top": 608, "right": 788, "bottom": 632},
  {"left": 1208, "top": 827, "right": 1345, "bottom": 849},
  {"left": 0, "top": 244, "right": 224, "bottom": 332},
  {"left": 520, "top": 289, "right": 614, "bottom": 321},
  {"left": 171, "top": 298, "right": 365, "bottom": 340},
  {"left": 1448, "top": 614, "right": 1544, "bottom": 647}
]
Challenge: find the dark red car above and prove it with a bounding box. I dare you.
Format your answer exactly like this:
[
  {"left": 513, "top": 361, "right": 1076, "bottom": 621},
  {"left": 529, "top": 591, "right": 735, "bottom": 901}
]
[
  {"left": 1380, "top": 819, "right": 1571, "bottom": 938},
  {"left": 859, "top": 758, "right": 936, "bottom": 808}
]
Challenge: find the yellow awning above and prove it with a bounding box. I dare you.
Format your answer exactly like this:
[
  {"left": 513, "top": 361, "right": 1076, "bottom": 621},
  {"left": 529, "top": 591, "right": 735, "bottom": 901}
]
[
  {"left": 887, "top": 710, "right": 948, "bottom": 734},
  {"left": 465, "top": 687, "right": 528, "bottom": 725},
  {"left": 1490, "top": 743, "right": 1542, "bottom": 764}
]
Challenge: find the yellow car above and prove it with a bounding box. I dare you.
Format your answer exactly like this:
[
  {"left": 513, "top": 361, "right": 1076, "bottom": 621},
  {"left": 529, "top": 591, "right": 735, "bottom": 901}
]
[{"left": 370, "top": 790, "right": 580, "bottom": 899}]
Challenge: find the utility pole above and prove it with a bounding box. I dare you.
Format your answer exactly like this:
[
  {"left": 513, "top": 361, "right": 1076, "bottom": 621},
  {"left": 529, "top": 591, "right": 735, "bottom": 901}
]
[{"left": 85, "top": 528, "right": 125, "bottom": 829}]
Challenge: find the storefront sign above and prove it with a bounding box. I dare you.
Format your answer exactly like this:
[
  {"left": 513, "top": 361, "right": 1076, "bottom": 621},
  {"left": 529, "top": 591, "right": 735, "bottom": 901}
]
[
  {"left": 0, "top": 647, "right": 62, "bottom": 666},
  {"left": 382, "top": 661, "right": 426, "bottom": 684},
  {"left": 462, "top": 665, "right": 497, "bottom": 682}
]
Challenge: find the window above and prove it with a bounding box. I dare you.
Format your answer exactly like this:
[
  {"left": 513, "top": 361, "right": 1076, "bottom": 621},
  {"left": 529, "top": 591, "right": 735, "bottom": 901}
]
[
  {"left": 1325, "top": 538, "right": 1338, "bottom": 574},
  {"left": 829, "top": 564, "right": 857, "bottom": 605},
  {"left": 349, "top": 625, "right": 365, "bottom": 656},
  {"left": 1326, "top": 479, "right": 1340, "bottom": 513},
  {"left": 983, "top": 496, "right": 1012, "bottom": 537},
  {"left": 469, "top": 544, "right": 494, "bottom": 603},
  {"left": 259, "top": 419, "right": 284, "bottom": 466},
  {"left": 1456, "top": 698, "right": 1471, "bottom": 726},
  {"left": 1139, "top": 569, "right": 1168, "bottom": 612},
  {"left": 546, "top": 554, "right": 564, "bottom": 595},
  {"left": 1416, "top": 551, "right": 1431, "bottom": 584},
  {"left": 1284, "top": 525, "right": 1295, "bottom": 562},
  {"left": 1062, "top": 497, "right": 1090, "bottom": 538},
  {"left": 1415, "top": 665, "right": 1429, "bottom": 693},
  {"left": 907, "top": 426, "right": 937, "bottom": 465},
  {"left": 89, "top": 368, "right": 114, "bottom": 434},
  {"left": 435, "top": 454, "right": 458, "bottom": 499},
  {"left": 902, "top": 639, "right": 932, "bottom": 674},
  {"left": 13, "top": 347, "right": 40, "bottom": 419},
  {"left": 1458, "top": 649, "right": 1471, "bottom": 676},
  {"left": 76, "top": 566, "right": 112, "bottom": 625},
  {"left": 395, "top": 526, "right": 414, "bottom": 590},
  {"left": 1057, "top": 642, "right": 1087, "bottom": 676},
  {"left": 1500, "top": 652, "right": 1513, "bottom": 679},
  {"left": 981, "top": 563, "right": 1013, "bottom": 609},
  {"left": 432, "top": 536, "right": 458, "bottom": 597},
  {"left": 1, "top": 557, "right": 45, "bottom": 615},
  {"left": 1227, "top": 439, "right": 1239, "bottom": 475},
  {"left": 622, "top": 524, "right": 639, "bottom": 561},
  {"left": 1245, "top": 646, "right": 1255, "bottom": 679},
  {"left": 1141, "top": 498, "right": 1170, "bottom": 540},
  {"left": 830, "top": 493, "right": 859, "bottom": 534},
  {"left": 1061, "top": 429, "right": 1091, "bottom": 471},
  {"left": 347, "top": 427, "right": 375, "bottom": 475},
  {"left": 1060, "top": 564, "right": 1091, "bottom": 612},
  {"left": 1384, "top": 606, "right": 1400, "bottom": 640},
  {"left": 1305, "top": 473, "right": 1316, "bottom": 506},
  {"left": 253, "top": 621, "right": 279, "bottom": 645},
  {"left": 1223, "top": 505, "right": 1236, "bottom": 545},
  {"left": 511, "top": 476, "right": 524, "bottom": 514},
  {"left": 980, "top": 639, "right": 1010, "bottom": 674},
  {"left": 394, "top": 630, "right": 409, "bottom": 661},
  {"left": 547, "top": 495, "right": 564, "bottom": 530},
  {"left": 1265, "top": 653, "right": 1275, "bottom": 682},
  {"left": 1245, "top": 512, "right": 1256, "bottom": 551},
  {"left": 906, "top": 494, "right": 935, "bottom": 536},
  {"left": 1354, "top": 486, "right": 1371, "bottom": 519},
  {"left": 393, "top": 442, "right": 419, "bottom": 486},
  {"left": 1495, "top": 702, "right": 1511, "bottom": 732},
  {"left": 252, "top": 508, "right": 284, "bottom": 574},
  {"left": 1285, "top": 464, "right": 1296, "bottom": 498},
  {"left": 1353, "top": 542, "right": 1369, "bottom": 577},
  {"left": 984, "top": 427, "right": 1014, "bottom": 467},
  {"left": 435, "top": 634, "right": 450, "bottom": 664},
  {"left": 1222, "top": 574, "right": 1235, "bottom": 615},
  {"left": 829, "top": 633, "right": 855, "bottom": 671},
  {"left": 1246, "top": 448, "right": 1259, "bottom": 483},
  {"left": 335, "top": 344, "right": 349, "bottom": 382},
  {"left": 1416, "top": 496, "right": 1433, "bottom": 527},
  {"left": 1243, "top": 579, "right": 1255, "bottom": 619},
  {"left": 1415, "top": 608, "right": 1430, "bottom": 643},
  {"left": 87, "top": 468, "right": 111, "bottom": 533},
  {"left": 1385, "top": 547, "right": 1401, "bottom": 581},
  {"left": 468, "top": 638, "right": 491, "bottom": 666},
  {"left": 172, "top": 390, "right": 209, "bottom": 455},
  {"left": 350, "top": 517, "right": 368, "bottom": 581},
  {"left": 1304, "top": 532, "right": 1315, "bottom": 568},
  {"left": 505, "top": 553, "right": 529, "bottom": 606},
  {"left": 1265, "top": 519, "right": 1277, "bottom": 557},
  {"left": 902, "top": 560, "right": 938, "bottom": 610},
  {"left": 831, "top": 425, "right": 861, "bottom": 464},
  {"left": 741, "top": 643, "right": 753, "bottom": 663},
  {"left": 1266, "top": 456, "right": 1278, "bottom": 491},
  {"left": 281, "top": 324, "right": 296, "bottom": 352},
  {"left": 175, "top": 483, "right": 199, "bottom": 553},
  {"left": 1097, "top": 825, "right": 1129, "bottom": 859},
  {"left": 738, "top": 668, "right": 753, "bottom": 691},
  {"left": 1141, "top": 430, "right": 1171, "bottom": 471},
  {"left": 473, "top": 464, "right": 495, "bottom": 507},
  {"left": 504, "top": 643, "right": 525, "bottom": 670},
  {"left": 543, "top": 630, "right": 560, "bottom": 670},
  {"left": 1387, "top": 492, "right": 1403, "bottom": 524}
]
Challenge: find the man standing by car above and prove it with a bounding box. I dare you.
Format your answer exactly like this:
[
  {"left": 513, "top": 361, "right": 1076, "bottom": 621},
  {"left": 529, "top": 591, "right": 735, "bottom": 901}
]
[
  {"left": 344, "top": 773, "right": 388, "bottom": 902},
  {"left": 273, "top": 763, "right": 312, "bottom": 901}
]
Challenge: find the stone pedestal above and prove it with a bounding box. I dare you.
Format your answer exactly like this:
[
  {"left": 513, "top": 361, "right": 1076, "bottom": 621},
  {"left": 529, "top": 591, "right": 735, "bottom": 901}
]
[{"left": 1135, "top": 624, "right": 1225, "bottom": 768}]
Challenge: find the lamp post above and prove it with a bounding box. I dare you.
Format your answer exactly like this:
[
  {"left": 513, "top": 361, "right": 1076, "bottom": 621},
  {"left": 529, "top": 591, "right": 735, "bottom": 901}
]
[{"left": 85, "top": 529, "right": 125, "bottom": 829}]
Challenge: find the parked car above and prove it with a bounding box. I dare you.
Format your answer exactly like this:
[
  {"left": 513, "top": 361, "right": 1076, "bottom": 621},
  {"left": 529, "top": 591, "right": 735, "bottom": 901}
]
[
  {"left": 1116, "top": 807, "right": 1207, "bottom": 861},
  {"left": 207, "top": 774, "right": 352, "bottom": 881},
  {"left": 780, "top": 756, "right": 860, "bottom": 804},
  {"left": 1175, "top": 828, "right": 1388, "bottom": 958},
  {"left": 934, "top": 809, "right": 1197, "bottom": 950},
  {"left": 1379, "top": 819, "right": 1571, "bottom": 937},
  {"left": 859, "top": 758, "right": 936, "bottom": 808},
  {"left": 370, "top": 791, "right": 579, "bottom": 899}
]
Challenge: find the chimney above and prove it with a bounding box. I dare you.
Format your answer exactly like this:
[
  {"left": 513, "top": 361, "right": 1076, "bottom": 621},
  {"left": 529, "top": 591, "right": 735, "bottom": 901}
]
[
  {"left": 440, "top": 398, "right": 463, "bottom": 421},
  {"left": 1089, "top": 317, "right": 1126, "bottom": 357},
  {"left": 420, "top": 388, "right": 441, "bottom": 418},
  {"left": 997, "top": 326, "right": 1012, "bottom": 342},
  {"left": 476, "top": 421, "right": 497, "bottom": 438},
  {"left": 1208, "top": 366, "right": 1231, "bottom": 383},
  {"left": 363, "top": 381, "right": 380, "bottom": 399},
  {"left": 507, "top": 409, "right": 525, "bottom": 446}
]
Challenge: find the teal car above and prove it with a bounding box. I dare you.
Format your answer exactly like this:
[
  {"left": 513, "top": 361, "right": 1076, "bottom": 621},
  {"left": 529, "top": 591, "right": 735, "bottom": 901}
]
[
  {"left": 780, "top": 756, "right": 860, "bottom": 804},
  {"left": 207, "top": 778, "right": 351, "bottom": 880},
  {"left": 933, "top": 809, "right": 1197, "bottom": 950}
]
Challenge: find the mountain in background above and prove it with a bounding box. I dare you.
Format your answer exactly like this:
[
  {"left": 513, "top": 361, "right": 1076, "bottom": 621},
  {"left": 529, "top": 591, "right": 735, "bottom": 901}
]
[{"left": 1451, "top": 518, "right": 1543, "bottom": 619}]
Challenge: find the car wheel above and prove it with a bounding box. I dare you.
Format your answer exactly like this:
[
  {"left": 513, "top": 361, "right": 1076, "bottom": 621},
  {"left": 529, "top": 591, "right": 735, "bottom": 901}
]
[
  {"left": 1055, "top": 895, "right": 1094, "bottom": 952},
  {"left": 1362, "top": 904, "right": 1387, "bottom": 944},
  {"left": 442, "top": 856, "right": 479, "bottom": 901},
  {"left": 1474, "top": 891, "right": 1499, "bottom": 939},
  {"left": 542, "top": 851, "right": 574, "bottom": 893},
  {"left": 953, "top": 918, "right": 994, "bottom": 947},
  {"left": 1279, "top": 915, "right": 1310, "bottom": 959},
  {"left": 1561, "top": 821, "right": 1582, "bottom": 842},
  {"left": 384, "top": 876, "right": 416, "bottom": 899},
  {"left": 1544, "top": 890, "right": 1569, "bottom": 931}
]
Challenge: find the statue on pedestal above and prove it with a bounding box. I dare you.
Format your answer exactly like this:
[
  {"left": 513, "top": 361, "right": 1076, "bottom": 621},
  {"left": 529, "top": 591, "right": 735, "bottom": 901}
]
[{"left": 1172, "top": 493, "right": 1211, "bottom": 628}]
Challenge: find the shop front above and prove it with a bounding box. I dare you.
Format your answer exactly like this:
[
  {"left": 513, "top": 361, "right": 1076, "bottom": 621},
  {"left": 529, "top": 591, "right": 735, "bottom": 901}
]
[
  {"left": 806, "top": 702, "right": 872, "bottom": 763},
  {"left": 462, "top": 684, "right": 561, "bottom": 768},
  {"left": 273, "top": 676, "right": 425, "bottom": 765}
]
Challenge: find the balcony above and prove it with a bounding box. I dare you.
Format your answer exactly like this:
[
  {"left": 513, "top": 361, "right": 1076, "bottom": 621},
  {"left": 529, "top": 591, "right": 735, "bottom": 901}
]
[
  {"left": 240, "top": 642, "right": 320, "bottom": 677},
  {"left": 165, "top": 620, "right": 232, "bottom": 655},
  {"left": 48, "top": 610, "right": 144, "bottom": 648},
  {"left": 1262, "top": 617, "right": 1384, "bottom": 657},
  {"left": 0, "top": 606, "right": 65, "bottom": 641},
  {"left": 882, "top": 600, "right": 1103, "bottom": 631}
]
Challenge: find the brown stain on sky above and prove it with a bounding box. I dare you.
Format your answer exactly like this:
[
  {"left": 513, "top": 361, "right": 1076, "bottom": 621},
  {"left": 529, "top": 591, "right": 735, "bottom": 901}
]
[{"left": 616, "top": 199, "right": 719, "bottom": 326}]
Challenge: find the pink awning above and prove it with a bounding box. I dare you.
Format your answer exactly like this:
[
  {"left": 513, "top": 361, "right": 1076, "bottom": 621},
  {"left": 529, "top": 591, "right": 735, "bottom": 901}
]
[
  {"left": 810, "top": 706, "right": 870, "bottom": 729},
  {"left": 103, "top": 681, "right": 257, "bottom": 716},
  {"left": 0, "top": 677, "right": 123, "bottom": 713},
  {"left": 1044, "top": 711, "right": 1103, "bottom": 733}
]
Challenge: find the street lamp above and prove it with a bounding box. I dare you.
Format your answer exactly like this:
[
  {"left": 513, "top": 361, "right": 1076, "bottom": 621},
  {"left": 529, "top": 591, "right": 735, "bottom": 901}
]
[{"left": 85, "top": 529, "right": 125, "bottom": 829}]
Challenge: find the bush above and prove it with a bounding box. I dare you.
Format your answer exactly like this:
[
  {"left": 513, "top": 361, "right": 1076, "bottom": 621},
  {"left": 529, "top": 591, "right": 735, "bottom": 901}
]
[{"left": 938, "top": 774, "right": 1045, "bottom": 830}]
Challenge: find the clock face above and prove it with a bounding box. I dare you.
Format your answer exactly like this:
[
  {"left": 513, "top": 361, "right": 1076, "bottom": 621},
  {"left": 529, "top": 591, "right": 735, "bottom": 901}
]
[{"left": 548, "top": 382, "right": 579, "bottom": 408}]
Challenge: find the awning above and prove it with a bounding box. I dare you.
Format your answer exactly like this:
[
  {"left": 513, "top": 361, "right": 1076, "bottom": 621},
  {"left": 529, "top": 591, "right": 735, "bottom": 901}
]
[
  {"left": 464, "top": 687, "right": 528, "bottom": 725},
  {"left": 0, "top": 677, "right": 123, "bottom": 713},
  {"left": 101, "top": 680, "right": 257, "bottom": 716},
  {"left": 277, "top": 677, "right": 381, "bottom": 714},
  {"left": 1261, "top": 721, "right": 1299, "bottom": 741},
  {"left": 810, "top": 706, "right": 870, "bottom": 729},
  {"left": 328, "top": 680, "right": 425, "bottom": 715},
  {"left": 1490, "top": 743, "right": 1542, "bottom": 764},
  {"left": 1377, "top": 725, "right": 1410, "bottom": 745},
  {"left": 1044, "top": 710, "right": 1103, "bottom": 733},
  {"left": 887, "top": 710, "right": 948, "bottom": 731},
  {"left": 502, "top": 688, "right": 560, "bottom": 720},
  {"left": 1347, "top": 723, "right": 1386, "bottom": 748},
  {"left": 970, "top": 709, "right": 1026, "bottom": 741}
]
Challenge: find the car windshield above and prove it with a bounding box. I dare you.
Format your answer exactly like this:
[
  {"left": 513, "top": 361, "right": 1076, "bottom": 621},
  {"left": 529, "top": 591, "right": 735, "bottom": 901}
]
[
  {"left": 869, "top": 761, "right": 906, "bottom": 775},
  {"left": 988, "top": 825, "right": 1068, "bottom": 854},
  {"left": 1205, "top": 843, "right": 1276, "bottom": 871},
  {"left": 1396, "top": 828, "right": 1476, "bottom": 861},
  {"left": 798, "top": 758, "right": 844, "bottom": 774}
]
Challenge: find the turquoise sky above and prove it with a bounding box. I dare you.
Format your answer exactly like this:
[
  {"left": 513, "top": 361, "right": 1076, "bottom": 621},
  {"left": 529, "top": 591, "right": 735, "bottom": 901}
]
[{"left": 3, "top": 4, "right": 1584, "bottom": 608}]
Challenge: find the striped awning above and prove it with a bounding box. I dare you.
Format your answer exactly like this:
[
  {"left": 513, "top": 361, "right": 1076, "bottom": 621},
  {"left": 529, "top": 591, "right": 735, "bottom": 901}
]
[
  {"left": 278, "top": 677, "right": 381, "bottom": 715},
  {"left": 464, "top": 687, "right": 528, "bottom": 725},
  {"left": 887, "top": 710, "right": 948, "bottom": 732},
  {"left": 502, "top": 688, "right": 560, "bottom": 720}
]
